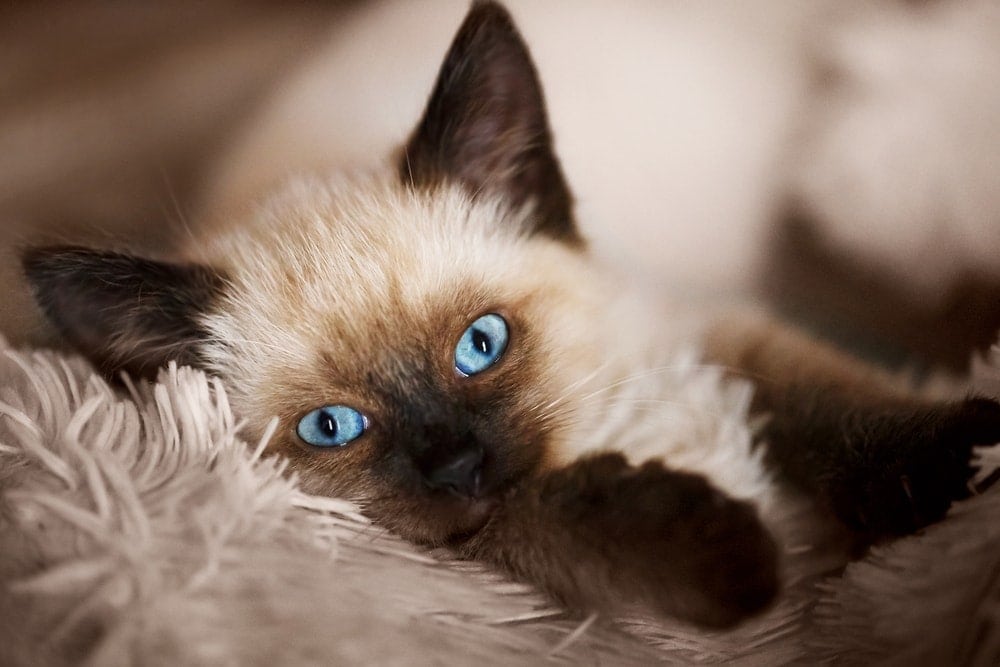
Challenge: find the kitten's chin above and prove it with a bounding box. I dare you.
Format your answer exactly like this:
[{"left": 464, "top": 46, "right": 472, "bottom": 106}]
[
  {"left": 292, "top": 467, "right": 503, "bottom": 544},
  {"left": 442, "top": 497, "right": 499, "bottom": 543},
  {"left": 370, "top": 495, "right": 501, "bottom": 546}
]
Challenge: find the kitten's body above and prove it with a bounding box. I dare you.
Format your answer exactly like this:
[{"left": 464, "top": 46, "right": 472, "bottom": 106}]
[{"left": 22, "top": 1, "right": 1000, "bottom": 629}]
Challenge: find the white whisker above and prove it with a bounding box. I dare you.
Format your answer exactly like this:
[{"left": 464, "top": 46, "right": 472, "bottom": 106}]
[{"left": 535, "top": 362, "right": 611, "bottom": 415}]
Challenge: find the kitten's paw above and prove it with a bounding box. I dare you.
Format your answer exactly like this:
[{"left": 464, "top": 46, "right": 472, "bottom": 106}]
[
  {"left": 550, "top": 454, "right": 780, "bottom": 628},
  {"left": 832, "top": 397, "right": 1000, "bottom": 537}
]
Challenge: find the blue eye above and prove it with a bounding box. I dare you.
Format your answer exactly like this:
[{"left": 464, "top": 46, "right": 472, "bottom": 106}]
[
  {"left": 297, "top": 405, "right": 367, "bottom": 447},
  {"left": 455, "top": 313, "right": 509, "bottom": 376}
]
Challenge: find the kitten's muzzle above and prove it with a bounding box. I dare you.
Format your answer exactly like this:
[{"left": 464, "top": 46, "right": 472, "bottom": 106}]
[{"left": 423, "top": 447, "right": 485, "bottom": 498}]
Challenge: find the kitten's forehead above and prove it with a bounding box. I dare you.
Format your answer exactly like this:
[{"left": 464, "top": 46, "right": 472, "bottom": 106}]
[
  {"left": 212, "top": 176, "right": 541, "bottom": 304},
  {"left": 198, "top": 176, "right": 593, "bottom": 403}
]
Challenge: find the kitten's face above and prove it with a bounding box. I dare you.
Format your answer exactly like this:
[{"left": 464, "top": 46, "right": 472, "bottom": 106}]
[
  {"left": 197, "top": 182, "right": 607, "bottom": 543},
  {"left": 23, "top": 2, "right": 609, "bottom": 544}
]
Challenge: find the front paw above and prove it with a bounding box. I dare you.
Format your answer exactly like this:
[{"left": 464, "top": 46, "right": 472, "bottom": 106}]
[
  {"left": 545, "top": 454, "right": 780, "bottom": 628},
  {"left": 830, "top": 397, "right": 1000, "bottom": 537}
]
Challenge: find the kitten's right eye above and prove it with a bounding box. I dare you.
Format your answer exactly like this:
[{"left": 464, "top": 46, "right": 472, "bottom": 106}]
[{"left": 297, "top": 405, "right": 368, "bottom": 447}]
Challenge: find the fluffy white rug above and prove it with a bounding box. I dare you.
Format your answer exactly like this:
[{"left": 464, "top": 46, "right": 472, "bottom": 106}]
[{"left": 3, "top": 336, "right": 1000, "bottom": 665}]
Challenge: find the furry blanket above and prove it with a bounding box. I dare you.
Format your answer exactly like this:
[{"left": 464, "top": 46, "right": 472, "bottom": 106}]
[{"left": 3, "top": 337, "right": 1000, "bottom": 665}]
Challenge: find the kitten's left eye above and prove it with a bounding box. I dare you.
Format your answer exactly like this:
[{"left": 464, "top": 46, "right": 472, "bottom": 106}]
[
  {"left": 455, "top": 313, "right": 509, "bottom": 376},
  {"left": 297, "top": 405, "right": 367, "bottom": 447}
]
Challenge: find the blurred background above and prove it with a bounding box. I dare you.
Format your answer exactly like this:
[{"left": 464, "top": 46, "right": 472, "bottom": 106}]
[
  {"left": 0, "top": 1, "right": 347, "bottom": 343},
  {"left": 3, "top": 0, "right": 1000, "bottom": 372}
]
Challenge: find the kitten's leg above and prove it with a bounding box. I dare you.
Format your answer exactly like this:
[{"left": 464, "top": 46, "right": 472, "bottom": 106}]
[
  {"left": 458, "top": 453, "right": 779, "bottom": 629},
  {"left": 704, "top": 313, "right": 1000, "bottom": 540}
]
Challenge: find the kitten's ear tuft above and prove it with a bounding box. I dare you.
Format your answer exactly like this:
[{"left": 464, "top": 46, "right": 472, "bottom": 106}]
[
  {"left": 399, "top": 0, "right": 579, "bottom": 245},
  {"left": 22, "top": 246, "right": 225, "bottom": 379}
]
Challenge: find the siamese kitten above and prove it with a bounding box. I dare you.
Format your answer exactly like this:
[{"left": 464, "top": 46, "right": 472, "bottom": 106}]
[{"left": 22, "top": 1, "right": 1000, "bottom": 629}]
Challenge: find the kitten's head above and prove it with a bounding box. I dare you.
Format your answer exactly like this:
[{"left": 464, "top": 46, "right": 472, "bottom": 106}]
[{"left": 23, "top": 2, "right": 614, "bottom": 544}]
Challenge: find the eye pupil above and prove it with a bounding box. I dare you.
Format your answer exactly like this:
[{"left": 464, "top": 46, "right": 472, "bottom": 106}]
[
  {"left": 472, "top": 329, "right": 491, "bottom": 355},
  {"left": 319, "top": 413, "right": 337, "bottom": 438}
]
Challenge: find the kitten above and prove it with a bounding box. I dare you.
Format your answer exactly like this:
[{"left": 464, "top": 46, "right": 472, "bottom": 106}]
[{"left": 22, "top": 1, "right": 1000, "bottom": 629}]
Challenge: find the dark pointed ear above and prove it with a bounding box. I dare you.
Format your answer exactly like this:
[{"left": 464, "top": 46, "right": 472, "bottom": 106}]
[
  {"left": 22, "top": 246, "right": 224, "bottom": 379},
  {"left": 399, "top": 0, "right": 579, "bottom": 245}
]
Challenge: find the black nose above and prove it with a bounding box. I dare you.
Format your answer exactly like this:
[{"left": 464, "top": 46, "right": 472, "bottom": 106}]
[{"left": 425, "top": 448, "right": 484, "bottom": 498}]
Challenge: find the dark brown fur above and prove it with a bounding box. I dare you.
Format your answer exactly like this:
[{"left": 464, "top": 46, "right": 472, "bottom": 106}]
[
  {"left": 399, "top": 0, "right": 579, "bottom": 245},
  {"left": 22, "top": 246, "right": 225, "bottom": 379},
  {"left": 460, "top": 453, "right": 779, "bottom": 628},
  {"left": 705, "top": 314, "right": 1000, "bottom": 543}
]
